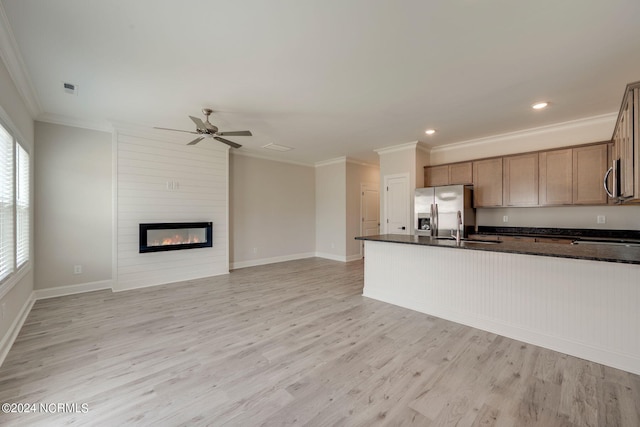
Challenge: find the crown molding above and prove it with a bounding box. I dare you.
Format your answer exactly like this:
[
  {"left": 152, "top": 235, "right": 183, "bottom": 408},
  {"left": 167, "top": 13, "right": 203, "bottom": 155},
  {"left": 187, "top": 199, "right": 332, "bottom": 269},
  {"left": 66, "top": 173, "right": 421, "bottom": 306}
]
[
  {"left": 430, "top": 113, "right": 617, "bottom": 155},
  {"left": 37, "top": 113, "right": 113, "bottom": 133},
  {"left": 0, "top": 3, "right": 42, "bottom": 117},
  {"left": 345, "top": 158, "right": 379, "bottom": 168},
  {"left": 374, "top": 141, "right": 418, "bottom": 156},
  {"left": 314, "top": 156, "right": 347, "bottom": 168}
]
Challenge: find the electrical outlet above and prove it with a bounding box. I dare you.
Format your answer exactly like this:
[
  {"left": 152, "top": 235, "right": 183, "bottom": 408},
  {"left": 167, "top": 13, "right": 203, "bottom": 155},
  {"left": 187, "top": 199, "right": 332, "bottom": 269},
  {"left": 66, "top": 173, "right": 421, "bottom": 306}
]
[
  {"left": 503, "top": 216, "right": 509, "bottom": 223},
  {"left": 252, "top": 247, "right": 258, "bottom": 254},
  {"left": 597, "top": 215, "right": 606, "bottom": 224},
  {"left": 73, "top": 265, "right": 82, "bottom": 274}
]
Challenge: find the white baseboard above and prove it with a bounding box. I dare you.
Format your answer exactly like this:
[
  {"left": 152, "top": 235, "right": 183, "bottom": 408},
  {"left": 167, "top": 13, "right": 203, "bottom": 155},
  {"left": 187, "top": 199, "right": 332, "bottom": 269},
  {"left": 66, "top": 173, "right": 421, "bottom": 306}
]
[
  {"left": 34, "top": 280, "right": 112, "bottom": 300},
  {"left": 230, "top": 252, "right": 315, "bottom": 270},
  {"left": 0, "top": 291, "right": 35, "bottom": 367},
  {"left": 345, "top": 254, "right": 363, "bottom": 262},
  {"left": 315, "top": 252, "right": 362, "bottom": 263},
  {"left": 314, "top": 252, "right": 346, "bottom": 262}
]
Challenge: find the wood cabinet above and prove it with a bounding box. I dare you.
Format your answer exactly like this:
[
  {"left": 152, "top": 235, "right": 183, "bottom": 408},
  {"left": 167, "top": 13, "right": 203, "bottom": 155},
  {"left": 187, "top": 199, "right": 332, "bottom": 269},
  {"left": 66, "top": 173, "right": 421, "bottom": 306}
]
[
  {"left": 473, "top": 158, "right": 503, "bottom": 207},
  {"left": 503, "top": 153, "right": 539, "bottom": 206},
  {"left": 573, "top": 144, "right": 608, "bottom": 205},
  {"left": 426, "top": 142, "right": 610, "bottom": 207},
  {"left": 448, "top": 162, "right": 473, "bottom": 185},
  {"left": 611, "top": 82, "right": 640, "bottom": 203},
  {"left": 424, "top": 165, "right": 448, "bottom": 187},
  {"left": 539, "top": 149, "right": 573, "bottom": 205},
  {"left": 424, "top": 162, "right": 472, "bottom": 187}
]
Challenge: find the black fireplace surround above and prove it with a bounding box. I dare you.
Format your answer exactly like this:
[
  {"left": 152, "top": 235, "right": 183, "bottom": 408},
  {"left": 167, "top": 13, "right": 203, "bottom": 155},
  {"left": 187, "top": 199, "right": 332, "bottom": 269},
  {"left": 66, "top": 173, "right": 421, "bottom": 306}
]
[{"left": 139, "top": 222, "right": 213, "bottom": 253}]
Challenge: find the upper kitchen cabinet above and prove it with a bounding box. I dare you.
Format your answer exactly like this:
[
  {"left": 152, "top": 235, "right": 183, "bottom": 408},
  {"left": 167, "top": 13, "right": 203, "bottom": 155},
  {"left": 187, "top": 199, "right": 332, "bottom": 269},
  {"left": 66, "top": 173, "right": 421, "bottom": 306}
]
[
  {"left": 610, "top": 81, "right": 640, "bottom": 203},
  {"left": 573, "top": 144, "right": 608, "bottom": 205},
  {"left": 539, "top": 148, "right": 573, "bottom": 205},
  {"left": 424, "top": 161, "right": 473, "bottom": 187},
  {"left": 448, "top": 162, "right": 473, "bottom": 185},
  {"left": 473, "top": 157, "right": 503, "bottom": 207},
  {"left": 424, "top": 165, "right": 449, "bottom": 187},
  {"left": 503, "top": 153, "right": 539, "bottom": 206}
]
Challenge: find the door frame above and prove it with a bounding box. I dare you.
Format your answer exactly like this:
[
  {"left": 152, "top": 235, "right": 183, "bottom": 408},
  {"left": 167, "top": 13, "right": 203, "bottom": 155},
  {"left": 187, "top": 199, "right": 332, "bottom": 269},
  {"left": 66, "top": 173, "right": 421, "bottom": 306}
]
[
  {"left": 383, "top": 172, "right": 411, "bottom": 234},
  {"left": 360, "top": 183, "right": 380, "bottom": 257}
]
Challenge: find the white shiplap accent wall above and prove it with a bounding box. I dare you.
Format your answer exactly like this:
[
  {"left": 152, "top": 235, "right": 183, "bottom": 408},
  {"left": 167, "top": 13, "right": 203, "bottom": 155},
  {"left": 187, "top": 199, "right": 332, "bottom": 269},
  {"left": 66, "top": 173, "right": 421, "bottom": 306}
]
[
  {"left": 363, "top": 240, "right": 640, "bottom": 375},
  {"left": 114, "top": 128, "right": 229, "bottom": 291}
]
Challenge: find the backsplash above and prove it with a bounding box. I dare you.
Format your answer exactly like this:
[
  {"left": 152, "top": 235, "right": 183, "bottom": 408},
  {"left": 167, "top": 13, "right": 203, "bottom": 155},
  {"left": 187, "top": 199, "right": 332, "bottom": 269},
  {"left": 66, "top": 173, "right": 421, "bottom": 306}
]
[{"left": 476, "top": 205, "right": 640, "bottom": 230}]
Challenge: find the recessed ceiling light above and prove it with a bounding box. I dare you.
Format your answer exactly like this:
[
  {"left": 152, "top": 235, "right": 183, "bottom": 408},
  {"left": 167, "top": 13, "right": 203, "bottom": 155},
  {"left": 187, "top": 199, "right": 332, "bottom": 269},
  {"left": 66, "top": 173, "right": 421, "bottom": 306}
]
[
  {"left": 532, "top": 102, "right": 548, "bottom": 110},
  {"left": 425, "top": 129, "right": 436, "bottom": 135}
]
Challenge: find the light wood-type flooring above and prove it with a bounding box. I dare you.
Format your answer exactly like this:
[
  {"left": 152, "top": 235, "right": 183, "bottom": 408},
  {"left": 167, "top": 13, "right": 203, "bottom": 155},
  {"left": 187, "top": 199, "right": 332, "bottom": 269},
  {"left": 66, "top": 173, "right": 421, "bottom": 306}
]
[{"left": 1, "top": 258, "right": 639, "bottom": 426}]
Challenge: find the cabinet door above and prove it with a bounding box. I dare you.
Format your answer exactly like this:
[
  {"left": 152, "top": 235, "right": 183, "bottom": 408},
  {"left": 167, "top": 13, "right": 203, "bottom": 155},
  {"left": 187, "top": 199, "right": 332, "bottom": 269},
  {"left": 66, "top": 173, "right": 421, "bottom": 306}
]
[
  {"left": 573, "top": 144, "right": 608, "bottom": 205},
  {"left": 425, "top": 165, "right": 449, "bottom": 187},
  {"left": 503, "top": 153, "right": 539, "bottom": 206},
  {"left": 448, "top": 162, "right": 473, "bottom": 185},
  {"left": 539, "top": 149, "right": 573, "bottom": 205},
  {"left": 473, "top": 158, "right": 503, "bottom": 207}
]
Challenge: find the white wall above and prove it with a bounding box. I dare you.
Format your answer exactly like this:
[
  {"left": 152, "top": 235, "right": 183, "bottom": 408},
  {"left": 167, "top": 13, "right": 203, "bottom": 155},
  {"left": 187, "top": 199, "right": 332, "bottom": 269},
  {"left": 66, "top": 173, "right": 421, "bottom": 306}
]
[
  {"left": 229, "top": 153, "right": 315, "bottom": 268},
  {"left": 346, "top": 162, "right": 379, "bottom": 259},
  {"left": 315, "top": 160, "right": 346, "bottom": 259},
  {"left": 114, "top": 128, "right": 229, "bottom": 291},
  {"left": 377, "top": 143, "right": 418, "bottom": 234},
  {"left": 34, "top": 122, "right": 112, "bottom": 290},
  {"left": 0, "top": 55, "right": 34, "bottom": 355},
  {"left": 477, "top": 205, "right": 640, "bottom": 230}
]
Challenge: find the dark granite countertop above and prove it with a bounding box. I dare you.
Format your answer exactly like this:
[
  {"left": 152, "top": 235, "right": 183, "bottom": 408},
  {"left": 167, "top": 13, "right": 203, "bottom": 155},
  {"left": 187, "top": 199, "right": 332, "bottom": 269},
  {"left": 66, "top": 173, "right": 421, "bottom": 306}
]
[
  {"left": 475, "top": 226, "right": 640, "bottom": 243},
  {"left": 355, "top": 234, "right": 640, "bottom": 265}
]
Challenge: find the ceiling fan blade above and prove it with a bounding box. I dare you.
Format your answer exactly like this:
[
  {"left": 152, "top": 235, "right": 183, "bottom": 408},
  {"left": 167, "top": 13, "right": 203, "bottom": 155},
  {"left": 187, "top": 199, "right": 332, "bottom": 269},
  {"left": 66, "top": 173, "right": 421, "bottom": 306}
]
[
  {"left": 218, "top": 130, "right": 252, "bottom": 136},
  {"left": 187, "top": 137, "right": 205, "bottom": 145},
  {"left": 214, "top": 136, "right": 242, "bottom": 149},
  {"left": 189, "top": 116, "right": 208, "bottom": 131},
  {"left": 154, "top": 127, "right": 199, "bottom": 135}
]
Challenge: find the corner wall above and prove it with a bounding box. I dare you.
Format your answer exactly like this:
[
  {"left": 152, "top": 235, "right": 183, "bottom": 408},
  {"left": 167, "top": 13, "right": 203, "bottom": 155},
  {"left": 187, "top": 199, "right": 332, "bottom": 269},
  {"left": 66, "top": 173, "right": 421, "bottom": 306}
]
[
  {"left": 229, "top": 153, "right": 315, "bottom": 268},
  {"left": 315, "top": 160, "right": 347, "bottom": 260},
  {"left": 34, "top": 122, "right": 112, "bottom": 290},
  {"left": 0, "top": 53, "right": 35, "bottom": 363}
]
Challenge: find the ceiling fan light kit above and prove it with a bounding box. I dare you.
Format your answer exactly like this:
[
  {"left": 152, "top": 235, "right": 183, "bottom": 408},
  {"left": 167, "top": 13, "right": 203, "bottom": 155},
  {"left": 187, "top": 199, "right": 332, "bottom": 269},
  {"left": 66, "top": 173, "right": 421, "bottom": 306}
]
[{"left": 154, "top": 108, "right": 252, "bottom": 149}]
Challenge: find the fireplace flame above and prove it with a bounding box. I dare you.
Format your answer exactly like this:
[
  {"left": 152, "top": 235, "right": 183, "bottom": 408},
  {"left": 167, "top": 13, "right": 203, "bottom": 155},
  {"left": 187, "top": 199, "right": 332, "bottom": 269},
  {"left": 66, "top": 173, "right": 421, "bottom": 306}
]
[{"left": 149, "top": 234, "right": 202, "bottom": 247}]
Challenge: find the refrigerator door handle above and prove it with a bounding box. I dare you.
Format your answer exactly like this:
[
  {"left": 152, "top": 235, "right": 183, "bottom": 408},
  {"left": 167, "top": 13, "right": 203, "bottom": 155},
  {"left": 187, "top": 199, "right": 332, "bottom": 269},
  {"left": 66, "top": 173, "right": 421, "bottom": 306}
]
[
  {"left": 429, "top": 204, "right": 434, "bottom": 236},
  {"left": 434, "top": 203, "right": 439, "bottom": 236}
]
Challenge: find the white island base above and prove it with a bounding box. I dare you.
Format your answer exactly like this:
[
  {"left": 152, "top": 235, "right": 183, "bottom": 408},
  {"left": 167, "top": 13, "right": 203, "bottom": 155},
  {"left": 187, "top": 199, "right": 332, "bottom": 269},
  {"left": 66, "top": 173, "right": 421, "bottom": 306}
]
[{"left": 362, "top": 240, "right": 640, "bottom": 375}]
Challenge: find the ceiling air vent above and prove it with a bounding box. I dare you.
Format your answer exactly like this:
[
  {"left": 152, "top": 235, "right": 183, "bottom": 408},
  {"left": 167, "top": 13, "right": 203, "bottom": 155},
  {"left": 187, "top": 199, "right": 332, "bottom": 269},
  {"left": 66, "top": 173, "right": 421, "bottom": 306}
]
[
  {"left": 262, "top": 143, "right": 293, "bottom": 152},
  {"left": 63, "top": 82, "right": 78, "bottom": 95}
]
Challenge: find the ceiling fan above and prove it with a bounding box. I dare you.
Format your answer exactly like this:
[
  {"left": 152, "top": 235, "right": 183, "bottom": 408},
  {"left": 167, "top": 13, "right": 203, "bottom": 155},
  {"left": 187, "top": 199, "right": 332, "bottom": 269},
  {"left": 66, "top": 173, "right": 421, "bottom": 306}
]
[{"left": 154, "top": 108, "right": 252, "bottom": 148}]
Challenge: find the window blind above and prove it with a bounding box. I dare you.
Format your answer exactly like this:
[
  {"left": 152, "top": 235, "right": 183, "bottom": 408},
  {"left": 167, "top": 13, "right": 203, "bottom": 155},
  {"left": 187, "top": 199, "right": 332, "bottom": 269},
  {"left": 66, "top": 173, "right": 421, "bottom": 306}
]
[
  {"left": 0, "top": 124, "right": 14, "bottom": 282},
  {"left": 16, "top": 143, "right": 29, "bottom": 267}
]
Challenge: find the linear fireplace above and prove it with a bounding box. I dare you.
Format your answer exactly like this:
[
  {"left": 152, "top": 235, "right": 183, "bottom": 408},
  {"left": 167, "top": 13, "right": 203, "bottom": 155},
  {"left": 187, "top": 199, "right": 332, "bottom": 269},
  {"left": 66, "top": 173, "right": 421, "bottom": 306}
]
[{"left": 139, "top": 222, "right": 213, "bottom": 253}]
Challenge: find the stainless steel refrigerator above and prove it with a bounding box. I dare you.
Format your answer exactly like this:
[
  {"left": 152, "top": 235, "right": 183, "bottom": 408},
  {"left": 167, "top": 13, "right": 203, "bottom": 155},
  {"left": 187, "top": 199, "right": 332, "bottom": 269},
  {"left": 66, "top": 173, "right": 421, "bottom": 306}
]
[{"left": 415, "top": 185, "right": 475, "bottom": 237}]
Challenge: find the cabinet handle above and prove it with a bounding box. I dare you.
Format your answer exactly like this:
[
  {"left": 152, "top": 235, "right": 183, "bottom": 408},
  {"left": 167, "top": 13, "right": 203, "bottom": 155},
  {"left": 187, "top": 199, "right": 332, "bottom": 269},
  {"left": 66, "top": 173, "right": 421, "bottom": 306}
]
[{"left": 604, "top": 166, "right": 614, "bottom": 198}]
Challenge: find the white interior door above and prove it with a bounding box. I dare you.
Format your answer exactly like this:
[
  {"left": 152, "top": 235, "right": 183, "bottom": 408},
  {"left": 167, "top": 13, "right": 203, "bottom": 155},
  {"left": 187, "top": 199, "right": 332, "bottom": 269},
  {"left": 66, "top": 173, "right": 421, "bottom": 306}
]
[
  {"left": 360, "top": 184, "right": 380, "bottom": 256},
  {"left": 384, "top": 174, "right": 410, "bottom": 234}
]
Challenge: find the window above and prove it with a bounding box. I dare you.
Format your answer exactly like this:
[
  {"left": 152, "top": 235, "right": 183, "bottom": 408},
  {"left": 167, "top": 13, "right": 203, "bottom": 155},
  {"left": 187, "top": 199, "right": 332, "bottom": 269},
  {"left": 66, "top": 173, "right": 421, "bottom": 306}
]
[{"left": 0, "top": 121, "right": 29, "bottom": 284}]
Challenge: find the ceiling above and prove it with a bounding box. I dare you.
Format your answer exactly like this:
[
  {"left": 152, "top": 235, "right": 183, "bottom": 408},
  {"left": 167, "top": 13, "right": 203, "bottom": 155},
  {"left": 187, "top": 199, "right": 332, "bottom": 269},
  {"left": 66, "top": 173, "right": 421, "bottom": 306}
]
[{"left": 2, "top": 0, "right": 640, "bottom": 165}]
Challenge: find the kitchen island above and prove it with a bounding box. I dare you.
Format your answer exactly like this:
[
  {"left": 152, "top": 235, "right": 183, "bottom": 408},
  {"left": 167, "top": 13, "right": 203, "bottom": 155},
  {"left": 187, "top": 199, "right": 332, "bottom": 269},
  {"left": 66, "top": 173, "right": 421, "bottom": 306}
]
[{"left": 356, "top": 234, "right": 640, "bottom": 375}]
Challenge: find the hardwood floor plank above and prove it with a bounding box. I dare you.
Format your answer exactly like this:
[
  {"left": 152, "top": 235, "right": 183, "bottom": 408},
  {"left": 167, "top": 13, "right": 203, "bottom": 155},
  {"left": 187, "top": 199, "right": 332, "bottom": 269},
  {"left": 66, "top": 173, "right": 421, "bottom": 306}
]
[{"left": 0, "top": 258, "right": 638, "bottom": 426}]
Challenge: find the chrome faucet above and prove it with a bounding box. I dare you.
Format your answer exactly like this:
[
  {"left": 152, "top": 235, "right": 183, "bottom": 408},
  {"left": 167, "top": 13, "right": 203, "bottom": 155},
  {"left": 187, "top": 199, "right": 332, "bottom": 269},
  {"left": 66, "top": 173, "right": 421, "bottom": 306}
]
[{"left": 451, "top": 210, "right": 462, "bottom": 244}]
